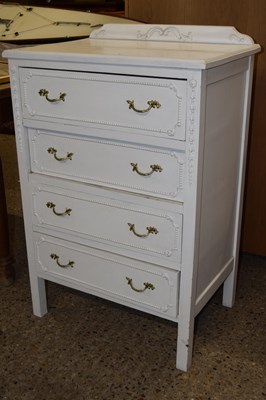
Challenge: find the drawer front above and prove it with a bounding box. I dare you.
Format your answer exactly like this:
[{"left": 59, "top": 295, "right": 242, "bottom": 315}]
[
  {"left": 34, "top": 234, "right": 179, "bottom": 319},
  {"left": 32, "top": 183, "right": 182, "bottom": 268},
  {"left": 29, "top": 129, "right": 185, "bottom": 201},
  {"left": 20, "top": 68, "right": 187, "bottom": 141}
]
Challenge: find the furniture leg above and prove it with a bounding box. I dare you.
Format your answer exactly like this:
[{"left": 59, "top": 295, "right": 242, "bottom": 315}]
[
  {"left": 222, "top": 259, "right": 238, "bottom": 308},
  {"left": 176, "top": 318, "right": 195, "bottom": 371},
  {"left": 29, "top": 273, "right": 48, "bottom": 317}
]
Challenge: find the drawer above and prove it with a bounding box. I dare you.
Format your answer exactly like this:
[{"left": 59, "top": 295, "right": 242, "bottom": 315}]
[
  {"left": 31, "top": 182, "right": 183, "bottom": 268},
  {"left": 20, "top": 68, "right": 187, "bottom": 141},
  {"left": 29, "top": 129, "right": 185, "bottom": 201},
  {"left": 34, "top": 233, "right": 180, "bottom": 319}
]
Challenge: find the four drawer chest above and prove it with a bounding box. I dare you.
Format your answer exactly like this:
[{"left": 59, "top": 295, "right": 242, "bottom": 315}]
[{"left": 4, "top": 24, "right": 260, "bottom": 371}]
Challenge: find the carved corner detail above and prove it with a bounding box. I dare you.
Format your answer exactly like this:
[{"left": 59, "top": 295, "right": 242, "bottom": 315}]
[
  {"left": 10, "top": 66, "right": 23, "bottom": 153},
  {"left": 187, "top": 79, "right": 197, "bottom": 186}
]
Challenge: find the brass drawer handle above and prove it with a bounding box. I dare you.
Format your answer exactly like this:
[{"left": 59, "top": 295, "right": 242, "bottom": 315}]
[
  {"left": 39, "top": 88, "right": 66, "bottom": 103},
  {"left": 126, "top": 277, "right": 155, "bottom": 292},
  {"left": 46, "top": 202, "right": 72, "bottom": 216},
  {"left": 127, "top": 99, "right": 161, "bottom": 113},
  {"left": 128, "top": 223, "right": 159, "bottom": 238},
  {"left": 131, "top": 163, "right": 163, "bottom": 176},
  {"left": 50, "top": 253, "right": 74, "bottom": 269},
  {"left": 47, "top": 147, "right": 73, "bottom": 162}
]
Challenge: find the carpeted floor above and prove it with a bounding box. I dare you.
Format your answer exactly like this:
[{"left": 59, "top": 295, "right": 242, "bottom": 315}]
[{"left": 0, "top": 133, "right": 265, "bottom": 400}]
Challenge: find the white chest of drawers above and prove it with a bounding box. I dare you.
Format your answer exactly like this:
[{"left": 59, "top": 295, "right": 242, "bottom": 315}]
[{"left": 4, "top": 24, "right": 260, "bottom": 371}]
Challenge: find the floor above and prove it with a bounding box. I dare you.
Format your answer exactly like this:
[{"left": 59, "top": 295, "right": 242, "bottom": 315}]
[{"left": 0, "top": 132, "right": 265, "bottom": 400}]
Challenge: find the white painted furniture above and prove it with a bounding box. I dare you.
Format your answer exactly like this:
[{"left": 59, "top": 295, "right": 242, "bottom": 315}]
[{"left": 3, "top": 25, "right": 260, "bottom": 371}]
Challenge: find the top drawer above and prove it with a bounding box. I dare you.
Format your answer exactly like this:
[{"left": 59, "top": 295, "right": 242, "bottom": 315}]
[{"left": 19, "top": 68, "right": 187, "bottom": 141}]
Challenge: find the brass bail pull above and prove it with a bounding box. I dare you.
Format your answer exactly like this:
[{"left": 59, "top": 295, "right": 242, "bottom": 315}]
[
  {"left": 47, "top": 147, "right": 73, "bottom": 162},
  {"left": 127, "top": 99, "right": 161, "bottom": 113},
  {"left": 126, "top": 277, "right": 155, "bottom": 292},
  {"left": 39, "top": 88, "right": 66, "bottom": 103},
  {"left": 46, "top": 202, "right": 72, "bottom": 216},
  {"left": 128, "top": 223, "right": 159, "bottom": 238},
  {"left": 131, "top": 163, "right": 163, "bottom": 176},
  {"left": 50, "top": 253, "right": 74, "bottom": 269}
]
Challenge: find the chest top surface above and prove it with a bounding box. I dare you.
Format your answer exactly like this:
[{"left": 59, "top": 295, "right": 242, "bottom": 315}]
[{"left": 3, "top": 24, "right": 260, "bottom": 70}]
